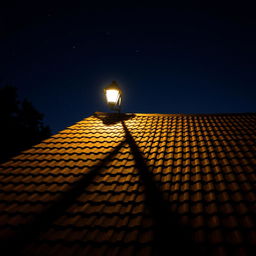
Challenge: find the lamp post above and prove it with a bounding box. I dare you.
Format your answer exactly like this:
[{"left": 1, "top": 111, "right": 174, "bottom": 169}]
[{"left": 104, "top": 81, "right": 122, "bottom": 112}]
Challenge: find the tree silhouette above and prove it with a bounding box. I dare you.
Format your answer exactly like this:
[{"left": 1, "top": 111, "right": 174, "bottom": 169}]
[{"left": 0, "top": 85, "right": 51, "bottom": 163}]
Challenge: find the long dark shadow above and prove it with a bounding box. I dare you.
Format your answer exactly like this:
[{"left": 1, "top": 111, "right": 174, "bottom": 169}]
[
  {"left": 121, "top": 120, "right": 199, "bottom": 256},
  {"left": 1, "top": 139, "right": 126, "bottom": 255}
]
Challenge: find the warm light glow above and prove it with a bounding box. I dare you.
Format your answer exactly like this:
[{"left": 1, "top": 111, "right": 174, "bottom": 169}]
[{"left": 106, "top": 89, "right": 120, "bottom": 104}]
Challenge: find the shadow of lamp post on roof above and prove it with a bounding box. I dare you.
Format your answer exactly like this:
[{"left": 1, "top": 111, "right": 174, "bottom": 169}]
[
  {"left": 100, "top": 83, "right": 198, "bottom": 255},
  {"left": 104, "top": 80, "right": 122, "bottom": 113}
]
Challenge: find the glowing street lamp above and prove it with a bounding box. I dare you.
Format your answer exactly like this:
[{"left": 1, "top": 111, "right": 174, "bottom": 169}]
[{"left": 104, "top": 81, "right": 122, "bottom": 112}]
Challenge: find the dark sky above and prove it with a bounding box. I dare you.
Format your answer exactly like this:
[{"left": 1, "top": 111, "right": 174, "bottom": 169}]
[{"left": 1, "top": 1, "right": 256, "bottom": 132}]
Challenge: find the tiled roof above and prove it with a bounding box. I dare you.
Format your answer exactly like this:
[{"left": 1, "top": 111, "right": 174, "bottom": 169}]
[{"left": 0, "top": 112, "right": 256, "bottom": 255}]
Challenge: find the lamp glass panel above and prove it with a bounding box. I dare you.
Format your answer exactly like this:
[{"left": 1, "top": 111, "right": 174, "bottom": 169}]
[{"left": 106, "top": 89, "right": 120, "bottom": 104}]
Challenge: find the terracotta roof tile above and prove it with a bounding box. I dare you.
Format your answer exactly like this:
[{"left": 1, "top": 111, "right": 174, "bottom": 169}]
[{"left": 0, "top": 112, "right": 256, "bottom": 255}]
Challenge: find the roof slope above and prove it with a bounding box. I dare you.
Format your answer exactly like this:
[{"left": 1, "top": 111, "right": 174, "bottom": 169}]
[{"left": 0, "top": 112, "right": 256, "bottom": 255}]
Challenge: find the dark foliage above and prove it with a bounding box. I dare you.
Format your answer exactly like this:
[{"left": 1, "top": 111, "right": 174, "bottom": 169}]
[{"left": 0, "top": 85, "right": 51, "bottom": 163}]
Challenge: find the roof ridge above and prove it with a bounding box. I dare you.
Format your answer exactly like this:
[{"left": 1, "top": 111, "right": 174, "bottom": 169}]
[{"left": 94, "top": 111, "right": 256, "bottom": 117}]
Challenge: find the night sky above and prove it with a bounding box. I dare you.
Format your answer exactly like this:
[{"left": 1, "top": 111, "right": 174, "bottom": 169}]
[{"left": 1, "top": 1, "right": 256, "bottom": 132}]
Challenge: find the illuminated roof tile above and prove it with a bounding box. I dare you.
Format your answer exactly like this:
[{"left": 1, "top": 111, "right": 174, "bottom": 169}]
[{"left": 0, "top": 112, "right": 256, "bottom": 255}]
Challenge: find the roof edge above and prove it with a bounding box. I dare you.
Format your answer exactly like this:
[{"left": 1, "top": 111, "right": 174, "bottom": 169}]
[{"left": 94, "top": 112, "right": 256, "bottom": 117}]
